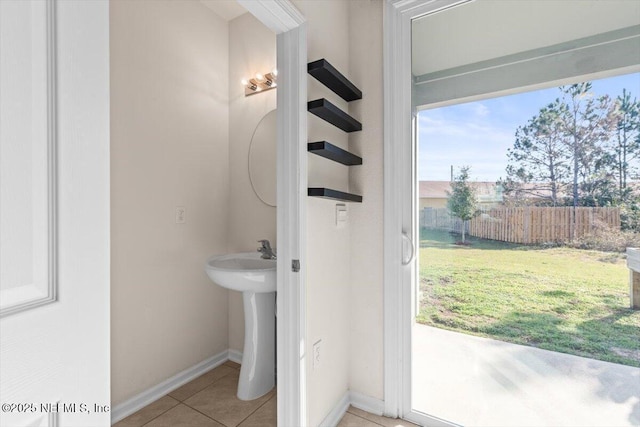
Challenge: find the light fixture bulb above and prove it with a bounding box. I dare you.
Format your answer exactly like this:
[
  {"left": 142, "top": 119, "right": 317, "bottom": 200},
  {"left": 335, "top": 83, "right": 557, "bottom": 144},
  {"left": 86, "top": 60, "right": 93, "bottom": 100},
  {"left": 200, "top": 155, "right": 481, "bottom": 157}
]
[{"left": 241, "top": 69, "right": 277, "bottom": 96}]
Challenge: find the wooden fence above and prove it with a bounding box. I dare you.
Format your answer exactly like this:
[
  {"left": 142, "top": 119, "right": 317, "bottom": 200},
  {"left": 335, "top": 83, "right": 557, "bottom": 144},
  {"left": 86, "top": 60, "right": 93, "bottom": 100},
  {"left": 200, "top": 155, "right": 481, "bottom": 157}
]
[{"left": 420, "top": 206, "right": 621, "bottom": 244}]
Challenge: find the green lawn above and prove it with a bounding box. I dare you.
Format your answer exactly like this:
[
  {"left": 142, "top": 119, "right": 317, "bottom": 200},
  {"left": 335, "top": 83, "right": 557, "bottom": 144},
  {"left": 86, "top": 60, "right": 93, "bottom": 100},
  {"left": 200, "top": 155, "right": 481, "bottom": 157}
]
[{"left": 417, "top": 228, "right": 640, "bottom": 367}]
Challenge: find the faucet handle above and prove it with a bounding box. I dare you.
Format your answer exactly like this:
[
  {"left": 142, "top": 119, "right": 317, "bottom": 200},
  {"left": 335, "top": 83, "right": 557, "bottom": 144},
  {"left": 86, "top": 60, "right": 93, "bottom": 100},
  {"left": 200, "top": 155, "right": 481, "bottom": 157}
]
[
  {"left": 257, "top": 239, "right": 271, "bottom": 251},
  {"left": 257, "top": 239, "right": 276, "bottom": 259}
]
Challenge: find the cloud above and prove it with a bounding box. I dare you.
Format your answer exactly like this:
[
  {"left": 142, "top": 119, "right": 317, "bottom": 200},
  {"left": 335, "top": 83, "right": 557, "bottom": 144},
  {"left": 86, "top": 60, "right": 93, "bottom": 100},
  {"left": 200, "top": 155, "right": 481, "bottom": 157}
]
[
  {"left": 418, "top": 103, "right": 515, "bottom": 181},
  {"left": 468, "top": 102, "right": 490, "bottom": 118}
]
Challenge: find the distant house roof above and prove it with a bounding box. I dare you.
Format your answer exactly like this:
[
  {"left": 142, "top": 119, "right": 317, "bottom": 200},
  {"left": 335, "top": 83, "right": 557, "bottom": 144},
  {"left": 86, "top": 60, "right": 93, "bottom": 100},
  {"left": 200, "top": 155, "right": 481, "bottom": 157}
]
[
  {"left": 419, "top": 181, "right": 452, "bottom": 199},
  {"left": 421, "top": 180, "right": 640, "bottom": 204},
  {"left": 419, "top": 181, "right": 502, "bottom": 200}
]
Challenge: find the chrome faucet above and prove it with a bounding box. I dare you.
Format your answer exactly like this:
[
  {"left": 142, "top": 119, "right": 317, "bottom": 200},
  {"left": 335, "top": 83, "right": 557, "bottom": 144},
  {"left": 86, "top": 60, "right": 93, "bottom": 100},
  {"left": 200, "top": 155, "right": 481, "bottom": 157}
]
[{"left": 257, "top": 239, "right": 277, "bottom": 260}]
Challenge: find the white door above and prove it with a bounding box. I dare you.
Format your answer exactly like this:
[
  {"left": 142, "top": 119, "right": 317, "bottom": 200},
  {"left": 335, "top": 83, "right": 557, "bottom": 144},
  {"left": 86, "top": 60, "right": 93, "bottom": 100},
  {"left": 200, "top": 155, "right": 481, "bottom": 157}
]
[{"left": 0, "top": 1, "right": 110, "bottom": 426}]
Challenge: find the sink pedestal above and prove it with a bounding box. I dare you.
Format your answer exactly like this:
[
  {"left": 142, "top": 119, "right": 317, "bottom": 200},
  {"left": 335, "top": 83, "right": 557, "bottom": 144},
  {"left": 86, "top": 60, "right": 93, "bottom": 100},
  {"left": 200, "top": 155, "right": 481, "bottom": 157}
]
[
  {"left": 238, "top": 291, "right": 275, "bottom": 400},
  {"left": 204, "top": 252, "right": 276, "bottom": 400}
]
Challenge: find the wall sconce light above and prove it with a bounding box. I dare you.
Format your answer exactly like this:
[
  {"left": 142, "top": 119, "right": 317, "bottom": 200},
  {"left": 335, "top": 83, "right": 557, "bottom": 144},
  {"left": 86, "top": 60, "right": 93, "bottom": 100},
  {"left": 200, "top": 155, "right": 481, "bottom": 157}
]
[{"left": 242, "top": 69, "right": 277, "bottom": 96}]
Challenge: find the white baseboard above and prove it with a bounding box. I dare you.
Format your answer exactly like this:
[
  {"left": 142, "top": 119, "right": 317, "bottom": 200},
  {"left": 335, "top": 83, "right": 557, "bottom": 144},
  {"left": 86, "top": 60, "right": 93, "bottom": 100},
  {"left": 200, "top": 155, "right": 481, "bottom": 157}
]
[
  {"left": 320, "top": 391, "right": 350, "bottom": 427},
  {"left": 349, "top": 391, "right": 385, "bottom": 416},
  {"left": 320, "top": 390, "right": 386, "bottom": 427},
  {"left": 112, "top": 354, "right": 383, "bottom": 427},
  {"left": 228, "top": 349, "right": 243, "bottom": 364},
  {"left": 111, "top": 349, "right": 240, "bottom": 425}
]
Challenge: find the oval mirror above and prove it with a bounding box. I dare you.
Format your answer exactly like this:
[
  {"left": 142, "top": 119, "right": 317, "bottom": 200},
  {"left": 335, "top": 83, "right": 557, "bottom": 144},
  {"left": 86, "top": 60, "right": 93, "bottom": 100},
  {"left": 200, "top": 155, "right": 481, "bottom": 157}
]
[{"left": 249, "top": 109, "right": 277, "bottom": 207}]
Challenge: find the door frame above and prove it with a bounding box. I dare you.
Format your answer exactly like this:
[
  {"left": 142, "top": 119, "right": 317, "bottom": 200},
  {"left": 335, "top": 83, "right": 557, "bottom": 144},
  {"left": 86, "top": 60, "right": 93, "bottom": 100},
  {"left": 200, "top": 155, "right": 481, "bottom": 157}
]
[
  {"left": 237, "top": 2, "right": 307, "bottom": 426},
  {"left": 383, "top": 0, "right": 640, "bottom": 425}
]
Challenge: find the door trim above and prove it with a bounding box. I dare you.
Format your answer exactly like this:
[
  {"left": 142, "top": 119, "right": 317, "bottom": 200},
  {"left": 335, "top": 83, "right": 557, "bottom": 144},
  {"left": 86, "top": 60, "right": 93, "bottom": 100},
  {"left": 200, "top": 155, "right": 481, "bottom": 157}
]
[
  {"left": 236, "top": 1, "right": 307, "bottom": 426},
  {"left": 382, "top": 1, "right": 411, "bottom": 418}
]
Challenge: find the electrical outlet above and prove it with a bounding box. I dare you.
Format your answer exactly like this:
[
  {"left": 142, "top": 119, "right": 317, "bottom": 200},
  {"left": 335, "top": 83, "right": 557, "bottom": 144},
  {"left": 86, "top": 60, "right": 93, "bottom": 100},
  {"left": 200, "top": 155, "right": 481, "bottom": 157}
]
[
  {"left": 313, "top": 339, "right": 322, "bottom": 370},
  {"left": 175, "top": 206, "right": 186, "bottom": 224}
]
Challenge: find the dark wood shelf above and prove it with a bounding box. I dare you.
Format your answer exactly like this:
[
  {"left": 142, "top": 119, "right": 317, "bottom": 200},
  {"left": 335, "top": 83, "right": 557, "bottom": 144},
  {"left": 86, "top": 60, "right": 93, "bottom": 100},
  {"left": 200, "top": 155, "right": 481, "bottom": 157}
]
[
  {"left": 308, "top": 187, "right": 362, "bottom": 203},
  {"left": 308, "top": 141, "right": 362, "bottom": 166},
  {"left": 308, "top": 59, "right": 362, "bottom": 102},
  {"left": 308, "top": 99, "right": 362, "bottom": 133}
]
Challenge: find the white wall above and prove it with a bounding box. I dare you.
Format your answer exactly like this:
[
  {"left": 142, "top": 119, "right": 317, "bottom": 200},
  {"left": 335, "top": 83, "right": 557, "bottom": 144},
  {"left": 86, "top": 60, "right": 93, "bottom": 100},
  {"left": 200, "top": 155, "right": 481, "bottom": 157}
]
[
  {"left": 347, "top": 0, "right": 385, "bottom": 401},
  {"left": 293, "top": 1, "right": 387, "bottom": 419},
  {"left": 293, "top": 1, "right": 353, "bottom": 425},
  {"left": 110, "top": 0, "right": 230, "bottom": 405},
  {"left": 227, "top": 12, "right": 277, "bottom": 353}
]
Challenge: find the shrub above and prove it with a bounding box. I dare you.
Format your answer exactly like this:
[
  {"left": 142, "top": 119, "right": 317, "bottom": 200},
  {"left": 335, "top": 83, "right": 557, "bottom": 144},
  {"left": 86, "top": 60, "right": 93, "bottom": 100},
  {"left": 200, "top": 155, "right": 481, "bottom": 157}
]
[
  {"left": 567, "top": 219, "right": 640, "bottom": 252},
  {"left": 620, "top": 201, "right": 640, "bottom": 232}
]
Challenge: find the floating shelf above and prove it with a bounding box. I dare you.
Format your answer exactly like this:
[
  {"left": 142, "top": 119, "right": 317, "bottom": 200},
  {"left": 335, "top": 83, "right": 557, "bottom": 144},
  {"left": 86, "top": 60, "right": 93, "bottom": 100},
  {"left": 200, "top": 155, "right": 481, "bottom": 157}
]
[
  {"left": 308, "top": 187, "right": 362, "bottom": 203},
  {"left": 308, "top": 99, "right": 362, "bottom": 133},
  {"left": 308, "top": 141, "right": 362, "bottom": 166},
  {"left": 308, "top": 59, "right": 362, "bottom": 102}
]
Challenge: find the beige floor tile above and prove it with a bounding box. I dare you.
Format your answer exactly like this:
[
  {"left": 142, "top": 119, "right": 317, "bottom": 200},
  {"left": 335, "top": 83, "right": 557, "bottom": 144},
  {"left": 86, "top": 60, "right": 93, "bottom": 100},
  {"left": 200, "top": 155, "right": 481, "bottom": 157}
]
[
  {"left": 223, "top": 360, "right": 241, "bottom": 370},
  {"left": 169, "top": 365, "right": 236, "bottom": 401},
  {"left": 184, "top": 372, "right": 275, "bottom": 427},
  {"left": 338, "top": 412, "right": 382, "bottom": 427},
  {"left": 144, "top": 404, "right": 224, "bottom": 427},
  {"left": 237, "top": 395, "right": 277, "bottom": 427},
  {"left": 347, "top": 407, "right": 419, "bottom": 427},
  {"left": 113, "top": 395, "right": 179, "bottom": 427}
]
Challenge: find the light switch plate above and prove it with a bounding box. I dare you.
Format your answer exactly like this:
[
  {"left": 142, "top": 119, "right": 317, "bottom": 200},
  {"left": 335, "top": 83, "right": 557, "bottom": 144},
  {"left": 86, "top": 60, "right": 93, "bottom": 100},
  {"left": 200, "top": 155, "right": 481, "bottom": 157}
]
[{"left": 336, "top": 203, "right": 347, "bottom": 228}]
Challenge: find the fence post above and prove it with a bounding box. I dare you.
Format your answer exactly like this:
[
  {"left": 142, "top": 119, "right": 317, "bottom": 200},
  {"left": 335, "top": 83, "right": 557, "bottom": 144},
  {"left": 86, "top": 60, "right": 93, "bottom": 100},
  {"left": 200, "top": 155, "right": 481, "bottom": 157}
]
[{"left": 524, "top": 206, "right": 530, "bottom": 244}]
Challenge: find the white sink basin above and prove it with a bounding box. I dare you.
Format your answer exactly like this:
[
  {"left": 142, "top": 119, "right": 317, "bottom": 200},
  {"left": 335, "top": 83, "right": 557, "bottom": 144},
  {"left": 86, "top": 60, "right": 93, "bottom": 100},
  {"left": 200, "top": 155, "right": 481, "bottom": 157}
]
[
  {"left": 204, "top": 251, "right": 276, "bottom": 401},
  {"left": 205, "top": 252, "right": 276, "bottom": 293}
]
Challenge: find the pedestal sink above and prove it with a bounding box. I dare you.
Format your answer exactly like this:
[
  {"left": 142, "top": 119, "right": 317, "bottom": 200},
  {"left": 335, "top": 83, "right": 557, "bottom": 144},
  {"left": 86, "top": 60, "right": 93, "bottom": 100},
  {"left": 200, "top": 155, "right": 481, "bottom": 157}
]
[{"left": 204, "top": 252, "right": 276, "bottom": 400}]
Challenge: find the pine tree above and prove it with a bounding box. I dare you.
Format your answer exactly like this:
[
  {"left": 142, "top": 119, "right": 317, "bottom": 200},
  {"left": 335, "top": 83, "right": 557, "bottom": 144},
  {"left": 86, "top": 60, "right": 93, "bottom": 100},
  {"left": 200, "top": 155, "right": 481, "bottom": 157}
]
[
  {"left": 609, "top": 88, "right": 640, "bottom": 202},
  {"left": 557, "top": 83, "right": 613, "bottom": 207},
  {"left": 503, "top": 82, "right": 617, "bottom": 208},
  {"left": 503, "top": 103, "right": 569, "bottom": 206}
]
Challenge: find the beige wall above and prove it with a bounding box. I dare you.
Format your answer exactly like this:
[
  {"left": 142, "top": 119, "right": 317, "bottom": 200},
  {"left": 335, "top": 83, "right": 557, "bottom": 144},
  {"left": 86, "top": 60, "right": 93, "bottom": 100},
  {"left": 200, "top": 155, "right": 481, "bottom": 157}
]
[
  {"left": 110, "top": 0, "right": 230, "bottom": 405},
  {"left": 227, "top": 12, "right": 277, "bottom": 353},
  {"left": 347, "top": 0, "right": 385, "bottom": 401},
  {"left": 109, "top": 0, "right": 388, "bottom": 417},
  {"left": 293, "top": 0, "right": 353, "bottom": 425}
]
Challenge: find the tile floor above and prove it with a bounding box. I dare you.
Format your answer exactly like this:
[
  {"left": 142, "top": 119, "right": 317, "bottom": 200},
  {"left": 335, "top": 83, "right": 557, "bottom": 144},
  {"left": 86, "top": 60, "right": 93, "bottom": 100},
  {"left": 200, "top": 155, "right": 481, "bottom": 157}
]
[{"left": 113, "top": 361, "right": 418, "bottom": 427}]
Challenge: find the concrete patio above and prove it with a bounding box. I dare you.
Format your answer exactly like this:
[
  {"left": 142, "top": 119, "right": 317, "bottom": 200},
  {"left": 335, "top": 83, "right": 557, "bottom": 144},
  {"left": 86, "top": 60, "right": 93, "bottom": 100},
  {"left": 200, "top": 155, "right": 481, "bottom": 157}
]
[{"left": 413, "top": 325, "right": 640, "bottom": 426}]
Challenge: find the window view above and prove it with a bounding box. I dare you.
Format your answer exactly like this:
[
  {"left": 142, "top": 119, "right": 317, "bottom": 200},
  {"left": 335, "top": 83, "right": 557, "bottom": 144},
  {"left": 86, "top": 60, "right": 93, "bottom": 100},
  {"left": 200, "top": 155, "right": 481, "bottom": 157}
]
[{"left": 415, "top": 73, "right": 640, "bottom": 426}]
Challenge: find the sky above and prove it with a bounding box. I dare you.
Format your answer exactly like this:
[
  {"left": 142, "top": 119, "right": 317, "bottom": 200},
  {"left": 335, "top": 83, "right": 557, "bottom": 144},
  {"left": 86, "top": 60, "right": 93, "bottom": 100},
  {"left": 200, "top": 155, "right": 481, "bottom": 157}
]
[{"left": 418, "top": 72, "right": 640, "bottom": 182}]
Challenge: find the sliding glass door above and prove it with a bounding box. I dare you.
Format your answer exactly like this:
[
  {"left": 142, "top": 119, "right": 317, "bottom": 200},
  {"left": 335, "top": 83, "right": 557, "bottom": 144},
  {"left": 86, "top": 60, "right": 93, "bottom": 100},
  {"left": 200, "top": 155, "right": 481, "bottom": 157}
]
[{"left": 384, "top": 1, "right": 640, "bottom": 426}]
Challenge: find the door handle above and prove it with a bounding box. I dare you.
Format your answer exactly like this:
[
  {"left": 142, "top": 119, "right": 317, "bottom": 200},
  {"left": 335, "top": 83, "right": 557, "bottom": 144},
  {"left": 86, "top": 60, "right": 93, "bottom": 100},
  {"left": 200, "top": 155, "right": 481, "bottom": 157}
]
[{"left": 401, "top": 232, "right": 415, "bottom": 266}]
